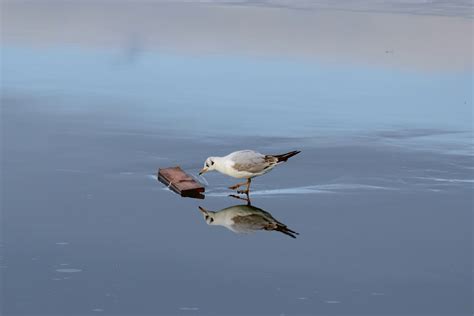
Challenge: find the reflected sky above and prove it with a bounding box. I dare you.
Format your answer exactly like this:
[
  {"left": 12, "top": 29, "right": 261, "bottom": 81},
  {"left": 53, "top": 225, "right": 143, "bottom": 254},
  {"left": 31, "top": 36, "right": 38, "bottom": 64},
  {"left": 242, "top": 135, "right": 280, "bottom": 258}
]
[
  {"left": 2, "top": 1, "right": 472, "bottom": 142},
  {"left": 3, "top": 1, "right": 472, "bottom": 70},
  {"left": 1, "top": 1, "right": 473, "bottom": 316},
  {"left": 2, "top": 46, "right": 472, "bottom": 139}
]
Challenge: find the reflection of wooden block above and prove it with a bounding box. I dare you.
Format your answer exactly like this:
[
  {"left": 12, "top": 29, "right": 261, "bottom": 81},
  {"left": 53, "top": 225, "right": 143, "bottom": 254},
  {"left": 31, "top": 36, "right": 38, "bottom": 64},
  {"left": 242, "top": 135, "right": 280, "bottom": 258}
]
[{"left": 158, "top": 166, "right": 205, "bottom": 199}]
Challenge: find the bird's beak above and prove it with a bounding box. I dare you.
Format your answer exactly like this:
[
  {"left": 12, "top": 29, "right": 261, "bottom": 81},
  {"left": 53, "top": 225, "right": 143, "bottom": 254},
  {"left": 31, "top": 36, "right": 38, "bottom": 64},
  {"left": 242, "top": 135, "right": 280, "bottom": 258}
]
[
  {"left": 198, "top": 206, "right": 208, "bottom": 213},
  {"left": 199, "top": 168, "right": 208, "bottom": 176}
]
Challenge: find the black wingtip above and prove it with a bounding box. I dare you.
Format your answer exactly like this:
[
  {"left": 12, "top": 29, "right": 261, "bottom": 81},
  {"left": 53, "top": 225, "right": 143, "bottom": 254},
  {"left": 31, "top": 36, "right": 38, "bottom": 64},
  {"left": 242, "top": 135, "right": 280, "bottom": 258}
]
[
  {"left": 276, "top": 226, "right": 299, "bottom": 239},
  {"left": 275, "top": 150, "right": 301, "bottom": 162}
]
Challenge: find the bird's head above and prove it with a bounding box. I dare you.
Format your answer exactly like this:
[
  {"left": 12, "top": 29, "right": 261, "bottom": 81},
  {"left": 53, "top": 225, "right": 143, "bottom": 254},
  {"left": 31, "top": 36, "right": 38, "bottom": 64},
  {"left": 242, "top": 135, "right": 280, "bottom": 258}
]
[
  {"left": 199, "top": 157, "right": 216, "bottom": 175},
  {"left": 198, "top": 206, "right": 216, "bottom": 225}
]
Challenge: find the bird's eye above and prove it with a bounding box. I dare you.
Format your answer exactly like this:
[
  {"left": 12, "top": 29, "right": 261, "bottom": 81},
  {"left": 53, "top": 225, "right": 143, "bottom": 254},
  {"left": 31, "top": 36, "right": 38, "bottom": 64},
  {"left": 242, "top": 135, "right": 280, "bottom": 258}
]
[
  {"left": 210, "top": 218, "right": 214, "bottom": 223},
  {"left": 205, "top": 163, "right": 209, "bottom": 168},
  {"left": 211, "top": 160, "right": 214, "bottom": 165},
  {"left": 205, "top": 215, "right": 209, "bottom": 220}
]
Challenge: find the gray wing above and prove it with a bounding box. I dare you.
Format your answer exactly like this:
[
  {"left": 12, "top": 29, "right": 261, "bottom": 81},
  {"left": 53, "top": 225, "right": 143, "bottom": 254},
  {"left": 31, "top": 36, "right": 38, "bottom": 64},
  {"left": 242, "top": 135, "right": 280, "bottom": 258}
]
[
  {"left": 231, "top": 214, "right": 272, "bottom": 232},
  {"left": 225, "top": 205, "right": 299, "bottom": 238},
  {"left": 230, "top": 150, "right": 277, "bottom": 173}
]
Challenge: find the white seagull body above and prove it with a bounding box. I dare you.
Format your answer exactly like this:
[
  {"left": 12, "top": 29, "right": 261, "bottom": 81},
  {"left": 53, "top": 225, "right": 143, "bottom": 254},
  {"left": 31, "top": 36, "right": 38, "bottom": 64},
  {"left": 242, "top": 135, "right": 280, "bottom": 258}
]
[
  {"left": 198, "top": 204, "right": 299, "bottom": 238},
  {"left": 199, "top": 149, "right": 300, "bottom": 194}
]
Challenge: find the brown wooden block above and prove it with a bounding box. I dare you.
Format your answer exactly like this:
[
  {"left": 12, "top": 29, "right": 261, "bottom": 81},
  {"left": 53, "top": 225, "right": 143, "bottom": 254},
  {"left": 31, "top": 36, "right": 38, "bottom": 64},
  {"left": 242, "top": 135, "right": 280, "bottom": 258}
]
[{"left": 158, "top": 166, "right": 205, "bottom": 199}]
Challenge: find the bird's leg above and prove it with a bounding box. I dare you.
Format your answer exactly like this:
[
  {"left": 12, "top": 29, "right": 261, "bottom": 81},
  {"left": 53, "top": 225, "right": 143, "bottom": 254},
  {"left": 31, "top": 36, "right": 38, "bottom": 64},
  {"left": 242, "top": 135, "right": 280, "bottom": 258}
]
[
  {"left": 237, "top": 178, "right": 251, "bottom": 195},
  {"left": 229, "top": 194, "right": 250, "bottom": 204},
  {"left": 229, "top": 181, "right": 247, "bottom": 190},
  {"left": 229, "top": 193, "right": 252, "bottom": 205}
]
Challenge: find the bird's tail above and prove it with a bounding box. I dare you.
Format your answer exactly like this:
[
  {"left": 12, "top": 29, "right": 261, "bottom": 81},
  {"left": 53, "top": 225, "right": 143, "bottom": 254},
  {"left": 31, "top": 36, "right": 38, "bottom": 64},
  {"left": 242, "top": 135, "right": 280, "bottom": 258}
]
[
  {"left": 273, "top": 150, "right": 301, "bottom": 162},
  {"left": 273, "top": 224, "right": 299, "bottom": 239}
]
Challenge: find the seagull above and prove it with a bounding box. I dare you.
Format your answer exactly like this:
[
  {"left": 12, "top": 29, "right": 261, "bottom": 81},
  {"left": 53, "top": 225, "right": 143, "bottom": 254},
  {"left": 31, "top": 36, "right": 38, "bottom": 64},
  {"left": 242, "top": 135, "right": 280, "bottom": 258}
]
[
  {"left": 199, "top": 150, "right": 300, "bottom": 194},
  {"left": 198, "top": 204, "right": 299, "bottom": 238}
]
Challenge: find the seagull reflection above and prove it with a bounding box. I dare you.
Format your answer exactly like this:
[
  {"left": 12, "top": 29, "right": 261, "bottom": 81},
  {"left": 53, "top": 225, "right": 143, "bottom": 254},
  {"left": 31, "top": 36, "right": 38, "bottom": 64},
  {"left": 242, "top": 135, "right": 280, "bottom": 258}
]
[{"left": 198, "top": 204, "right": 299, "bottom": 238}]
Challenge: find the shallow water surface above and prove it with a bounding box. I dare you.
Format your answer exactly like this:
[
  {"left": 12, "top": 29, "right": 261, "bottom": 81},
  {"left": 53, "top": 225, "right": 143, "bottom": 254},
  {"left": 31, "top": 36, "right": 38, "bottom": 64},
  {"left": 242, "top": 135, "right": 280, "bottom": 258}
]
[
  {"left": 1, "top": 2, "right": 473, "bottom": 316},
  {"left": 2, "top": 102, "right": 472, "bottom": 315}
]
